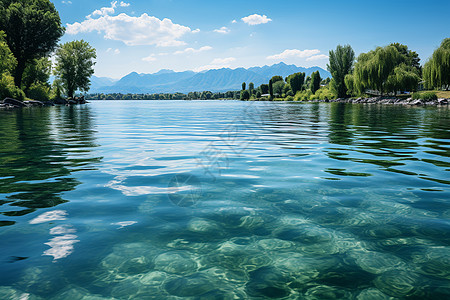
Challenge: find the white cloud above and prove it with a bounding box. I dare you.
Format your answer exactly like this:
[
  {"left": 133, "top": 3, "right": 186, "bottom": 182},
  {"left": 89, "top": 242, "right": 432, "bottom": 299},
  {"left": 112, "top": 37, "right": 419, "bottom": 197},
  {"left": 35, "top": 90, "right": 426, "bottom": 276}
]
[
  {"left": 211, "top": 57, "right": 236, "bottom": 64},
  {"left": 106, "top": 48, "right": 120, "bottom": 55},
  {"left": 306, "top": 54, "right": 329, "bottom": 61},
  {"left": 241, "top": 14, "right": 272, "bottom": 25},
  {"left": 192, "top": 29, "right": 201, "bottom": 33},
  {"left": 231, "top": 19, "right": 237, "bottom": 24},
  {"left": 214, "top": 26, "right": 230, "bottom": 34},
  {"left": 195, "top": 57, "right": 236, "bottom": 72},
  {"left": 174, "top": 46, "right": 213, "bottom": 55},
  {"left": 267, "top": 49, "right": 321, "bottom": 60},
  {"left": 62, "top": 1, "right": 72, "bottom": 4},
  {"left": 67, "top": 13, "right": 193, "bottom": 47},
  {"left": 90, "top": 1, "right": 118, "bottom": 18},
  {"left": 142, "top": 54, "right": 157, "bottom": 62},
  {"left": 119, "top": 1, "right": 130, "bottom": 7}
]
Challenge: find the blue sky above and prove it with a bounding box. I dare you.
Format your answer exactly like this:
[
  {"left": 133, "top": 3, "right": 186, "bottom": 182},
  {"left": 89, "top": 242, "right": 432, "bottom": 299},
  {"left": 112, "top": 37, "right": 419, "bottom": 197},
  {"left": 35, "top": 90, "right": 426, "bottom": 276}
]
[{"left": 55, "top": 0, "right": 450, "bottom": 78}]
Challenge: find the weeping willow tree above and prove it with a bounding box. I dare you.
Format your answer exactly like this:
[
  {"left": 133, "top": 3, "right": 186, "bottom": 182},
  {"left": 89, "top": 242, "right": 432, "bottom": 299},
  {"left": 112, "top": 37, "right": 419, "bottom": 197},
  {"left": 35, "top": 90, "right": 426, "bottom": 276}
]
[
  {"left": 346, "top": 44, "right": 421, "bottom": 96},
  {"left": 423, "top": 38, "right": 450, "bottom": 90}
]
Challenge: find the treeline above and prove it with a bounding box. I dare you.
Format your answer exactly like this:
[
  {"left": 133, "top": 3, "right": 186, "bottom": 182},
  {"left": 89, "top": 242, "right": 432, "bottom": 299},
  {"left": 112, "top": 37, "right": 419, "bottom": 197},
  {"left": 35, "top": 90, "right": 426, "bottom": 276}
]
[
  {"left": 86, "top": 91, "right": 242, "bottom": 100},
  {"left": 240, "top": 38, "right": 450, "bottom": 101},
  {"left": 0, "top": 0, "right": 96, "bottom": 102}
]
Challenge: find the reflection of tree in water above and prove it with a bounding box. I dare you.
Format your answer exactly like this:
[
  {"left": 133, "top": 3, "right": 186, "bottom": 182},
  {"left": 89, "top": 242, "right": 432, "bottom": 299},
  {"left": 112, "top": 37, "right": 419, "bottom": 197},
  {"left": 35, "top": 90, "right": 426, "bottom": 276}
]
[{"left": 0, "top": 106, "right": 101, "bottom": 227}]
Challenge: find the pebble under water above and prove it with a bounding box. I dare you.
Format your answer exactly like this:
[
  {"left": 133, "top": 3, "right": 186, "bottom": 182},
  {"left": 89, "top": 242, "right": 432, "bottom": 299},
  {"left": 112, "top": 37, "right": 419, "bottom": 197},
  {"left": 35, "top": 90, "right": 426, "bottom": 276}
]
[{"left": 0, "top": 100, "right": 449, "bottom": 299}]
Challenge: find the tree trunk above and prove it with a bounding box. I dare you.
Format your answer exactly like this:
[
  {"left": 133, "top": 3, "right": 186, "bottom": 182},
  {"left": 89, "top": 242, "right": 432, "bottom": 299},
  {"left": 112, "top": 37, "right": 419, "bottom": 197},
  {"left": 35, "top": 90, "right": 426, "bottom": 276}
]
[{"left": 14, "top": 59, "right": 26, "bottom": 88}]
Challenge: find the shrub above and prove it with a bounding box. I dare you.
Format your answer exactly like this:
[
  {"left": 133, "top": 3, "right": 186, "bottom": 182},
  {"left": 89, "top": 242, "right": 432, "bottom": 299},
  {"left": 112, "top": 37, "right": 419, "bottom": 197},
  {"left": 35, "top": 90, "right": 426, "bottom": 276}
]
[
  {"left": 27, "top": 82, "right": 50, "bottom": 101},
  {"left": 412, "top": 92, "right": 438, "bottom": 101},
  {"left": 0, "top": 74, "right": 25, "bottom": 100},
  {"left": 285, "top": 95, "right": 294, "bottom": 101}
]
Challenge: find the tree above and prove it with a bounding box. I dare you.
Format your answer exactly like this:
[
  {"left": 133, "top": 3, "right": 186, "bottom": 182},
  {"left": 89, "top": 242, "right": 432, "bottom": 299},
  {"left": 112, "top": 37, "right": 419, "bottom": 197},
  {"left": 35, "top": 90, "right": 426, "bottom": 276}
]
[
  {"left": 249, "top": 82, "right": 254, "bottom": 96},
  {"left": 242, "top": 82, "right": 246, "bottom": 91},
  {"left": 240, "top": 90, "right": 250, "bottom": 100},
  {"left": 286, "top": 72, "right": 305, "bottom": 94},
  {"left": 327, "top": 44, "right": 355, "bottom": 98},
  {"left": 260, "top": 84, "right": 269, "bottom": 95},
  {"left": 22, "top": 57, "right": 51, "bottom": 92},
  {"left": 310, "top": 71, "right": 321, "bottom": 94},
  {"left": 423, "top": 38, "right": 450, "bottom": 90},
  {"left": 273, "top": 80, "right": 285, "bottom": 96},
  {"left": 270, "top": 75, "right": 284, "bottom": 84},
  {"left": 269, "top": 79, "right": 274, "bottom": 98},
  {"left": 0, "top": 0, "right": 65, "bottom": 87},
  {"left": 0, "top": 31, "right": 16, "bottom": 75},
  {"left": 54, "top": 40, "right": 96, "bottom": 98},
  {"left": 348, "top": 44, "right": 421, "bottom": 95}
]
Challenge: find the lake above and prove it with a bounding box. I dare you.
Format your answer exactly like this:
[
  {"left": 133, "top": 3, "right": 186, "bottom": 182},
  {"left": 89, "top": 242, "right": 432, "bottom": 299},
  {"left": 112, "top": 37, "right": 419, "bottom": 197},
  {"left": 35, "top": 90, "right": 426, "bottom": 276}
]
[{"left": 0, "top": 100, "right": 449, "bottom": 299}]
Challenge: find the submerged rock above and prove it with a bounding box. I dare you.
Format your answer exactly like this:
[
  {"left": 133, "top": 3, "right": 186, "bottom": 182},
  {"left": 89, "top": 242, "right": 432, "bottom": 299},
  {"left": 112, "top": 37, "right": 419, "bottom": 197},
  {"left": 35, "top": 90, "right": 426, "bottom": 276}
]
[
  {"left": 374, "top": 270, "right": 420, "bottom": 298},
  {"left": 154, "top": 251, "right": 198, "bottom": 275},
  {"left": 245, "top": 266, "right": 293, "bottom": 299},
  {"left": 303, "top": 285, "right": 351, "bottom": 299},
  {"left": 164, "top": 274, "right": 215, "bottom": 297}
]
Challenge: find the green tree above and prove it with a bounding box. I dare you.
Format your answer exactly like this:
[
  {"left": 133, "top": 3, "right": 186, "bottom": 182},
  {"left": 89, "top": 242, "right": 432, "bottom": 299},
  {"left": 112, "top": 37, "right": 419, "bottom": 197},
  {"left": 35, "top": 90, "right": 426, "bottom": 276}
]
[
  {"left": 310, "top": 71, "right": 321, "bottom": 94},
  {"left": 54, "top": 40, "right": 96, "bottom": 98},
  {"left": 273, "top": 80, "right": 285, "bottom": 96},
  {"left": 0, "top": 0, "right": 65, "bottom": 87},
  {"left": 249, "top": 82, "right": 254, "bottom": 96},
  {"left": 242, "top": 82, "right": 246, "bottom": 91},
  {"left": 260, "top": 84, "right": 269, "bottom": 95},
  {"left": 0, "top": 30, "right": 24, "bottom": 100},
  {"left": 269, "top": 79, "right": 273, "bottom": 98},
  {"left": 270, "top": 75, "right": 283, "bottom": 84},
  {"left": 423, "top": 38, "right": 450, "bottom": 90},
  {"left": 240, "top": 90, "right": 250, "bottom": 100},
  {"left": 327, "top": 44, "right": 355, "bottom": 98},
  {"left": 286, "top": 72, "right": 305, "bottom": 94},
  {"left": 22, "top": 57, "right": 51, "bottom": 92},
  {"left": 0, "top": 31, "right": 16, "bottom": 75},
  {"left": 348, "top": 44, "right": 421, "bottom": 95}
]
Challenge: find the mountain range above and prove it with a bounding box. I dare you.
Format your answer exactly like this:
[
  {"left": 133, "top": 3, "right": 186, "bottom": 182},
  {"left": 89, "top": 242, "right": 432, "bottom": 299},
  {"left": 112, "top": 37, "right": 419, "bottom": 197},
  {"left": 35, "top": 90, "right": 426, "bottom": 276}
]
[{"left": 89, "top": 62, "right": 331, "bottom": 94}]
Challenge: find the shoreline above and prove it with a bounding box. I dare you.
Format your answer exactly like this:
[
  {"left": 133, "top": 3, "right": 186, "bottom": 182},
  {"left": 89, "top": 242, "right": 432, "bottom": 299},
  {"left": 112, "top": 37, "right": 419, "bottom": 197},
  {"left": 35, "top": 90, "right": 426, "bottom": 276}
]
[
  {"left": 290, "top": 96, "right": 449, "bottom": 106},
  {"left": 1, "top": 96, "right": 449, "bottom": 109}
]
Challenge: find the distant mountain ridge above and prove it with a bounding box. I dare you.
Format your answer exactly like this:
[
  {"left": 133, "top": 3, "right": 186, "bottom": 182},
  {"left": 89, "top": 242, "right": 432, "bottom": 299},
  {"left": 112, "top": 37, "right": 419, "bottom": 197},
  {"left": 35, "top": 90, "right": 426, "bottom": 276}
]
[{"left": 90, "top": 62, "right": 331, "bottom": 94}]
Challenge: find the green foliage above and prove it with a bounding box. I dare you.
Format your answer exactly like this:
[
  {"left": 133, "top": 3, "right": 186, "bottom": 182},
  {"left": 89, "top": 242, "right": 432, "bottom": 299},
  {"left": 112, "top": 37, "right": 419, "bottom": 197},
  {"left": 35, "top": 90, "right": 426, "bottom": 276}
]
[
  {"left": 349, "top": 44, "right": 421, "bottom": 96},
  {"left": 286, "top": 72, "right": 305, "bottom": 94},
  {"left": 328, "top": 44, "right": 355, "bottom": 98},
  {"left": 0, "top": 0, "right": 65, "bottom": 86},
  {"left": 423, "top": 38, "right": 450, "bottom": 90},
  {"left": 310, "top": 71, "right": 321, "bottom": 94},
  {"left": 242, "top": 82, "right": 246, "bottom": 91},
  {"left": 27, "top": 82, "right": 50, "bottom": 101},
  {"left": 294, "top": 90, "right": 312, "bottom": 101},
  {"left": 269, "top": 79, "right": 273, "bottom": 97},
  {"left": 0, "top": 31, "right": 16, "bottom": 75},
  {"left": 294, "top": 86, "right": 335, "bottom": 101},
  {"left": 54, "top": 40, "right": 96, "bottom": 98},
  {"left": 256, "top": 91, "right": 261, "bottom": 98},
  {"left": 260, "top": 84, "right": 269, "bottom": 95},
  {"left": 411, "top": 91, "right": 437, "bottom": 101},
  {"left": 0, "top": 73, "right": 25, "bottom": 100},
  {"left": 270, "top": 75, "right": 283, "bottom": 84},
  {"left": 248, "top": 82, "right": 254, "bottom": 95},
  {"left": 240, "top": 89, "right": 250, "bottom": 100},
  {"left": 272, "top": 80, "right": 285, "bottom": 96},
  {"left": 22, "top": 57, "right": 51, "bottom": 92}
]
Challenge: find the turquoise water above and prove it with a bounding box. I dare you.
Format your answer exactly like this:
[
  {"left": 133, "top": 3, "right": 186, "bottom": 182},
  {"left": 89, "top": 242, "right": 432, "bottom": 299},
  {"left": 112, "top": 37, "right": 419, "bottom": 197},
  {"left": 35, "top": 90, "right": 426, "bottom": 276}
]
[{"left": 0, "top": 100, "right": 449, "bottom": 299}]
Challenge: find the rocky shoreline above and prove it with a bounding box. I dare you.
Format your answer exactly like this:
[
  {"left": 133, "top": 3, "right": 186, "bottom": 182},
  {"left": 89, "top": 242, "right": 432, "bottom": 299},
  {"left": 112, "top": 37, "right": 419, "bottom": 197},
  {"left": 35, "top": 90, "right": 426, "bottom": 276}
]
[
  {"left": 0, "top": 96, "right": 88, "bottom": 109},
  {"left": 302, "top": 96, "right": 449, "bottom": 106}
]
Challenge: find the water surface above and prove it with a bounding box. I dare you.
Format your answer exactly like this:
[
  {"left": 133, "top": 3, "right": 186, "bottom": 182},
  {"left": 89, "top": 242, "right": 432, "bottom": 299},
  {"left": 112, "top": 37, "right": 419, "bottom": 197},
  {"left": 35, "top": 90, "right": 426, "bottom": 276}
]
[{"left": 0, "top": 101, "right": 449, "bottom": 299}]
